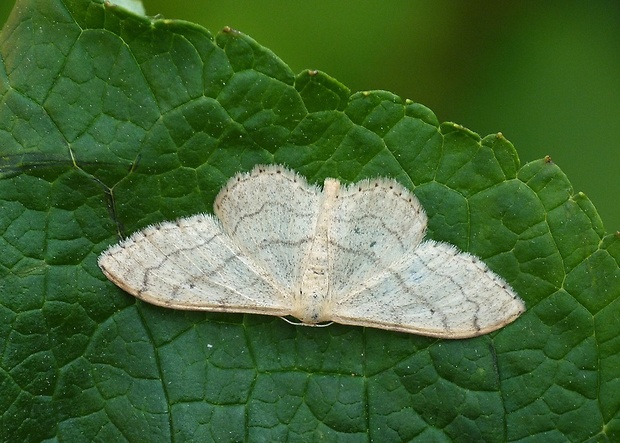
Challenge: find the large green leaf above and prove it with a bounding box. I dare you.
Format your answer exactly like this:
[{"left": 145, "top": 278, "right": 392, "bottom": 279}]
[{"left": 1, "top": 0, "right": 618, "bottom": 441}]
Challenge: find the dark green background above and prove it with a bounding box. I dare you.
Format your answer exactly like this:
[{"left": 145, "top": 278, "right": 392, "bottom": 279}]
[{"left": 2, "top": 0, "right": 618, "bottom": 231}]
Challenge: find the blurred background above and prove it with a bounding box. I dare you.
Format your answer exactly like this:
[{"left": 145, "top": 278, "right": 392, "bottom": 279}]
[{"left": 2, "top": 1, "right": 619, "bottom": 230}]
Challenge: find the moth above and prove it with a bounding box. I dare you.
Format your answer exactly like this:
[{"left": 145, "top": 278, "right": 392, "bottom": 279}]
[{"left": 99, "top": 165, "right": 525, "bottom": 338}]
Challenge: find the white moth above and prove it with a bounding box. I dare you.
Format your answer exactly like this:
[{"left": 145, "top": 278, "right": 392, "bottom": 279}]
[{"left": 99, "top": 164, "right": 525, "bottom": 338}]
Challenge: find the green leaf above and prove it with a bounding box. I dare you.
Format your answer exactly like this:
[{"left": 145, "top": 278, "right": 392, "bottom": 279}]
[{"left": 1, "top": 0, "right": 618, "bottom": 441}]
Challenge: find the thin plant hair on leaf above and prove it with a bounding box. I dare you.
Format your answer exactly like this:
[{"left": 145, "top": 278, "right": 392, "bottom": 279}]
[{"left": 98, "top": 164, "right": 526, "bottom": 339}]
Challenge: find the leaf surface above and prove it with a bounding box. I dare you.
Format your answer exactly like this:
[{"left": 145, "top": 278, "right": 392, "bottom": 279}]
[{"left": 1, "top": 1, "right": 618, "bottom": 441}]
